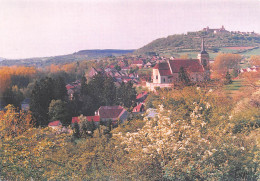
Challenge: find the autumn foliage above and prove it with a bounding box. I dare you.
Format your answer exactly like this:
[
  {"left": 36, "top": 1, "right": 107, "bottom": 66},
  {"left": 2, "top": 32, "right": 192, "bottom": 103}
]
[
  {"left": 212, "top": 53, "right": 242, "bottom": 79},
  {"left": 0, "top": 66, "right": 37, "bottom": 93}
]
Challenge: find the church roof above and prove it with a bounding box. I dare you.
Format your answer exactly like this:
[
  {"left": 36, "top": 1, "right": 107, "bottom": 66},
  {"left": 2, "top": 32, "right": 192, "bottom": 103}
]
[
  {"left": 154, "top": 59, "right": 204, "bottom": 75},
  {"left": 169, "top": 59, "right": 204, "bottom": 73}
]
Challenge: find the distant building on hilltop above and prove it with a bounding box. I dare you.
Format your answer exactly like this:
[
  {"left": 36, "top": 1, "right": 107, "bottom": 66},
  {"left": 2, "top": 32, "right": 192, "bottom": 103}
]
[
  {"left": 146, "top": 38, "right": 210, "bottom": 91},
  {"left": 202, "top": 25, "right": 229, "bottom": 34}
]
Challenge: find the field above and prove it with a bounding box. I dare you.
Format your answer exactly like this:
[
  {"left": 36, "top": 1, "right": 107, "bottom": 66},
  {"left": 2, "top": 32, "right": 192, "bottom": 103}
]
[
  {"left": 224, "top": 79, "right": 244, "bottom": 96},
  {"left": 241, "top": 47, "right": 260, "bottom": 56}
]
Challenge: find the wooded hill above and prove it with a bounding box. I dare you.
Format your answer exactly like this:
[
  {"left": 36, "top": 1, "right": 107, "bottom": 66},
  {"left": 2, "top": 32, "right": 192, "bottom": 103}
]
[
  {"left": 135, "top": 30, "right": 260, "bottom": 56},
  {"left": 0, "top": 49, "right": 134, "bottom": 67}
]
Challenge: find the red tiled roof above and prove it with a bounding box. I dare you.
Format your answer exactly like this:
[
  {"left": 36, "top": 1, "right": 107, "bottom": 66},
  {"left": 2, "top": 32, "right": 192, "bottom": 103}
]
[
  {"left": 98, "top": 106, "right": 125, "bottom": 119},
  {"left": 48, "top": 120, "right": 62, "bottom": 127},
  {"left": 66, "top": 85, "right": 74, "bottom": 90},
  {"left": 132, "top": 60, "right": 143, "bottom": 65},
  {"left": 133, "top": 103, "right": 145, "bottom": 112},
  {"left": 159, "top": 69, "right": 172, "bottom": 76},
  {"left": 153, "top": 59, "right": 204, "bottom": 73},
  {"left": 122, "top": 66, "right": 130, "bottom": 70},
  {"left": 153, "top": 62, "right": 169, "bottom": 69},
  {"left": 86, "top": 116, "right": 100, "bottom": 122},
  {"left": 169, "top": 59, "right": 204, "bottom": 73},
  {"left": 136, "top": 91, "right": 148, "bottom": 99},
  {"left": 72, "top": 117, "right": 80, "bottom": 124}
]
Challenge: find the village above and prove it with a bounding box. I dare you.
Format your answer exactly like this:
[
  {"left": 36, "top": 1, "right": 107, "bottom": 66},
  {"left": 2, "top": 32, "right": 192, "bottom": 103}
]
[{"left": 28, "top": 38, "right": 257, "bottom": 132}]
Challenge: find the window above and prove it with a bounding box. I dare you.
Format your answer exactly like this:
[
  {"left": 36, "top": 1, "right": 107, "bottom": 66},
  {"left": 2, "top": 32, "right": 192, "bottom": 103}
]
[
  {"left": 156, "top": 75, "right": 158, "bottom": 79},
  {"left": 163, "top": 78, "right": 165, "bottom": 82}
]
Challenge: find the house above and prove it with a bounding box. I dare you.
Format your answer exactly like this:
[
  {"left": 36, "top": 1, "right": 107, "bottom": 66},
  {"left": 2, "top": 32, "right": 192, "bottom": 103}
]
[
  {"left": 72, "top": 116, "right": 100, "bottom": 126},
  {"left": 95, "top": 106, "right": 128, "bottom": 126},
  {"left": 240, "top": 66, "right": 259, "bottom": 73},
  {"left": 131, "top": 60, "right": 144, "bottom": 68},
  {"left": 146, "top": 38, "right": 210, "bottom": 91},
  {"left": 136, "top": 91, "right": 148, "bottom": 103},
  {"left": 48, "top": 120, "right": 62, "bottom": 130},
  {"left": 86, "top": 116, "right": 100, "bottom": 126},
  {"left": 144, "top": 62, "right": 152, "bottom": 68},
  {"left": 21, "top": 98, "right": 31, "bottom": 111},
  {"left": 133, "top": 103, "right": 145, "bottom": 113}
]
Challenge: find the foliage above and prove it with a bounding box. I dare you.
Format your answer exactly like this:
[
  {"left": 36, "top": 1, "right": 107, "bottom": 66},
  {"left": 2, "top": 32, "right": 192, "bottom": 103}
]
[
  {"left": 224, "top": 71, "right": 233, "bottom": 85},
  {"left": 30, "top": 77, "right": 67, "bottom": 126},
  {"left": 117, "top": 81, "right": 137, "bottom": 108},
  {"left": 0, "top": 84, "right": 259, "bottom": 180},
  {"left": 114, "top": 88, "right": 259, "bottom": 180},
  {"left": 0, "top": 66, "right": 37, "bottom": 93},
  {"left": 178, "top": 66, "right": 191, "bottom": 86},
  {"left": 77, "top": 115, "right": 96, "bottom": 138},
  {"left": 48, "top": 99, "right": 70, "bottom": 126},
  {"left": 212, "top": 53, "right": 242, "bottom": 78},
  {"left": 2, "top": 86, "right": 24, "bottom": 109},
  {"left": 249, "top": 55, "right": 260, "bottom": 66},
  {"left": 80, "top": 74, "right": 136, "bottom": 115},
  {"left": 0, "top": 105, "right": 33, "bottom": 138}
]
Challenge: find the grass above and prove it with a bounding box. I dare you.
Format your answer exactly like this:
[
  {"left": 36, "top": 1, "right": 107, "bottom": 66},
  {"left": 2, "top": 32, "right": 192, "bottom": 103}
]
[
  {"left": 157, "top": 47, "right": 259, "bottom": 60},
  {"left": 240, "top": 47, "right": 260, "bottom": 56},
  {"left": 224, "top": 79, "right": 245, "bottom": 97},
  {"left": 219, "top": 48, "right": 239, "bottom": 54},
  {"left": 225, "top": 79, "right": 243, "bottom": 91}
]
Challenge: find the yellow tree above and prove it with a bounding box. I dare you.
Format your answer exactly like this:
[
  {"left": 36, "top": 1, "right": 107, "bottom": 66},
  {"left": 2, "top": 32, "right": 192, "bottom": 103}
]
[
  {"left": 212, "top": 53, "right": 242, "bottom": 79},
  {"left": 0, "top": 105, "right": 33, "bottom": 138}
]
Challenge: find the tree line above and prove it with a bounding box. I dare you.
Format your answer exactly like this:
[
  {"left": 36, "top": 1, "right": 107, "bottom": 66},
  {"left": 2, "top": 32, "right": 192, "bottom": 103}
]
[{"left": 29, "top": 73, "right": 137, "bottom": 127}]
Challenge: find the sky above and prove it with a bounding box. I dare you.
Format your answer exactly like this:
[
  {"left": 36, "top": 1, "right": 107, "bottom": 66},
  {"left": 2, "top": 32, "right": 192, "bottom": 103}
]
[{"left": 0, "top": 0, "right": 259, "bottom": 59}]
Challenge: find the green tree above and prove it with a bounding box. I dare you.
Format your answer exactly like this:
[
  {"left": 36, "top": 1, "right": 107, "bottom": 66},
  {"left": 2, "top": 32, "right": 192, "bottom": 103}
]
[
  {"left": 114, "top": 64, "right": 121, "bottom": 71},
  {"left": 178, "top": 66, "right": 190, "bottom": 86},
  {"left": 103, "top": 77, "right": 117, "bottom": 105},
  {"left": 30, "top": 77, "right": 67, "bottom": 126},
  {"left": 54, "top": 76, "right": 67, "bottom": 101},
  {"left": 117, "top": 81, "right": 137, "bottom": 108},
  {"left": 2, "top": 86, "right": 24, "bottom": 109},
  {"left": 48, "top": 99, "right": 70, "bottom": 126},
  {"left": 224, "top": 71, "right": 233, "bottom": 85}
]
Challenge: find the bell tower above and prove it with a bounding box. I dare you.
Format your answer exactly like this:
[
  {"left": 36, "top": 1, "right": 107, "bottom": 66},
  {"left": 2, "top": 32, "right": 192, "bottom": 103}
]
[{"left": 197, "top": 37, "right": 210, "bottom": 80}]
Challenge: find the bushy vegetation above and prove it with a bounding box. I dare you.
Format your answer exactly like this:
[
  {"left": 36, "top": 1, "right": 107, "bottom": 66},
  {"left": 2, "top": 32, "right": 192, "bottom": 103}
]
[
  {"left": 0, "top": 53, "right": 259, "bottom": 180},
  {"left": 0, "top": 85, "right": 259, "bottom": 180}
]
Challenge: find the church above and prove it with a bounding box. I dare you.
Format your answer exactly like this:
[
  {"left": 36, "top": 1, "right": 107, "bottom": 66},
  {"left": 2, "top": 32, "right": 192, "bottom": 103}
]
[{"left": 147, "top": 38, "right": 210, "bottom": 90}]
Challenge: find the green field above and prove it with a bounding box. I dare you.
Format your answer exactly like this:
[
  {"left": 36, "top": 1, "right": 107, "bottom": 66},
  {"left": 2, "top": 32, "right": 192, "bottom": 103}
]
[
  {"left": 240, "top": 47, "right": 260, "bottom": 56},
  {"left": 224, "top": 79, "right": 244, "bottom": 96},
  {"left": 157, "top": 46, "right": 260, "bottom": 60},
  {"left": 219, "top": 48, "right": 239, "bottom": 54}
]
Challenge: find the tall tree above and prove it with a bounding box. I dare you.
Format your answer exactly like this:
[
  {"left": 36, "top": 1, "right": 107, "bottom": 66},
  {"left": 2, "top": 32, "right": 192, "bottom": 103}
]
[
  {"left": 212, "top": 53, "right": 242, "bottom": 78},
  {"left": 178, "top": 67, "right": 190, "bottom": 86},
  {"left": 224, "top": 71, "right": 233, "bottom": 85},
  {"left": 2, "top": 86, "right": 24, "bottom": 109},
  {"left": 48, "top": 99, "right": 70, "bottom": 126},
  {"left": 30, "top": 77, "right": 67, "bottom": 126},
  {"left": 103, "top": 77, "right": 117, "bottom": 106},
  {"left": 54, "top": 76, "right": 67, "bottom": 101},
  {"left": 117, "top": 81, "right": 136, "bottom": 108}
]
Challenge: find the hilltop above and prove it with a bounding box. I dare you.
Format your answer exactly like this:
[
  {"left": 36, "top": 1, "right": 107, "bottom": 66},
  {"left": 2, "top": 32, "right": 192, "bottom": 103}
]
[
  {"left": 0, "top": 49, "right": 134, "bottom": 67},
  {"left": 135, "top": 27, "right": 260, "bottom": 57}
]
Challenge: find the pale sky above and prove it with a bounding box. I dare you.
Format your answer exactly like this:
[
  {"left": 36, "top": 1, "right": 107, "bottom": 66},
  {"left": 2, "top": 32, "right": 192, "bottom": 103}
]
[{"left": 0, "top": 0, "right": 259, "bottom": 59}]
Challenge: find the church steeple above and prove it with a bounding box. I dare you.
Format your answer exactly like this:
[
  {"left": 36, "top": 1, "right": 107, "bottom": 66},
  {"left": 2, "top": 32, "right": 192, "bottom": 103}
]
[
  {"left": 200, "top": 37, "right": 207, "bottom": 54},
  {"left": 197, "top": 37, "right": 210, "bottom": 80}
]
